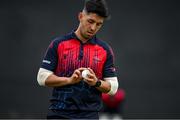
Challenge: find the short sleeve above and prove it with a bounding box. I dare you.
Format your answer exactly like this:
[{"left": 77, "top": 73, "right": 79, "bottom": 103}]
[
  {"left": 40, "top": 40, "right": 58, "bottom": 72},
  {"left": 103, "top": 46, "right": 117, "bottom": 78}
]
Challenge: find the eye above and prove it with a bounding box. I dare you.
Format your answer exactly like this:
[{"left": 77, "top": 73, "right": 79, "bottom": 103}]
[
  {"left": 87, "top": 19, "right": 94, "bottom": 24},
  {"left": 97, "top": 23, "right": 102, "bottom": 27},
  {"left": 96, "top": 22, "right": 103, "bottom": 28}
]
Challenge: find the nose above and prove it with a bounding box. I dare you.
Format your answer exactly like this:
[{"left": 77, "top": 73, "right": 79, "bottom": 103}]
[{"left": 90, "top": 24, "right": 96, "bottom": 31}]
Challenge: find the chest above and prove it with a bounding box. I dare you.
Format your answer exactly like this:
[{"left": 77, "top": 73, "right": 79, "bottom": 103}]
[{"left": 56, "top": 40, "right": 107, "bottom": 78}]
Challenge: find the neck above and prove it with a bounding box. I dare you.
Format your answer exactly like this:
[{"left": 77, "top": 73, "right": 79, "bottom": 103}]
[{"left": 74, "top": 28, "right": 88, "bottom": 43}]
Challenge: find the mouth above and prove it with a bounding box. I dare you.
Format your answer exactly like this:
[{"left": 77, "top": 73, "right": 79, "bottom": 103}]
[{"left": 87, "top": 31, "right": 94, "bottom": 36}]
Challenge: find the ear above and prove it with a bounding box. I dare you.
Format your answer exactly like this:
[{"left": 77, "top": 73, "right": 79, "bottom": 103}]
[{"left": 78, "top": 12, "right": 83, "bottom": 21}]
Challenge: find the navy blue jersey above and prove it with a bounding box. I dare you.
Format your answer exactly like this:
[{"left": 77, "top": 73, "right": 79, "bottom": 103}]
[{"left": 41, "top": 31, "right": 117, "bottom": 118}]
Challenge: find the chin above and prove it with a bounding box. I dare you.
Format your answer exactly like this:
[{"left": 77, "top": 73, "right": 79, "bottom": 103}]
[{"left": 83, "top": 34, "right": 92, "bottom": 39}]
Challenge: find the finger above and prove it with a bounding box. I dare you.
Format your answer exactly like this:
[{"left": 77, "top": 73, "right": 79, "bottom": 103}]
[
  {"left": 78, "top": 67, "right": 87, "bottom": 72},
  {"left": 87, "top": 68, "right": 95, "bottom": 75},
  {"left": 85, "top": 69, "right": 94, "bottom": 78},
  {"left": 84, "top": 77, "right": 93, "bottom": 82},
  {"left": 73, "top": 74, "right": 78, "bottom": 79},
  {"left": 74, "top": 70, "right": 81, "bottom": 77}
]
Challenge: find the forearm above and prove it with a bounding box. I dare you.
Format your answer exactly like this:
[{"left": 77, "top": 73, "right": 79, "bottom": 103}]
[
  {"left": 96, "top": 77, "right": 119, "bottom": 95},
  {"left": 37, "top": 67, "right": 86, "bottom": 87},
  {"left": 37, "top": 68, "right": 71, "bottom": 87},
  {"left": 83, "top": 68, "right": 118, "bottom": 95},
  {"left": 96, "top": 80, "right": 111, "bottom": 93},
  {"left": 45, "top": 74, "right": 70, "bottom": 87}
]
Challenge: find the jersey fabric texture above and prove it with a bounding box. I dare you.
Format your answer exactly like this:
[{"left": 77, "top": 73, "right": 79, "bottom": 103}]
[{"left": 41, "top": 30, "right": 117, "bottom": 118}]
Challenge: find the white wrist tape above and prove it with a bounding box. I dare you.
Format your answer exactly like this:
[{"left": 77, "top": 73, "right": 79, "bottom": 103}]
[
  {"left": 104, "top": 77, "right": 118, "bottom": 95},
  {"left": 37, "top": 68, "right": 53, "bottom": 86}
]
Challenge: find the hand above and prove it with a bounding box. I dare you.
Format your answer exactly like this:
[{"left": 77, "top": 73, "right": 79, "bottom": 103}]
[
  {"left": 83, "top": 68, "right": 98, "bottom": 86},
  {"left": 68, "top": 68, "right": 86, "bottom": 85}
]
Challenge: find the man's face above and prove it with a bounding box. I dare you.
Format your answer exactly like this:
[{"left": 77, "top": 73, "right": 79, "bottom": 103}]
[{"left": 79, "top": 12, "right": 104, "bottom": 40}]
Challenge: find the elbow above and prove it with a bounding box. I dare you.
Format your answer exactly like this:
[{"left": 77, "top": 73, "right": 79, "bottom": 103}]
[
  {"left": 108, "top": 82, "right": 118, "bottom": 95},
  {"left": 37, "top": 72, "right": 45, "bottom": 86},
  {"left": 105, "top": 77, "right": 119, "bottom": 95}
]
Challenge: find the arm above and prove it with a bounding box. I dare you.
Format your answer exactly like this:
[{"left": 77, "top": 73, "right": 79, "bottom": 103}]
[
  {"left": 45, "top": 74, "right": 71, "bottom": 87},
  {"left": 84, "top": 45, "right": 118, "bottom": 95},
  {"left": 37, "top": 67, "right": 86, "bottom": 87},
  {"left": 83, "top": 68, "right": 118, "bottom": 95},
  {"left": 94, "top": 79, "right": 111, "bottom": 93}
]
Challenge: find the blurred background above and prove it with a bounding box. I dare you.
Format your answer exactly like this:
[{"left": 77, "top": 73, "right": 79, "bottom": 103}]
[{"left": 0, "top": 0, "right": 180, "bottom": 119}]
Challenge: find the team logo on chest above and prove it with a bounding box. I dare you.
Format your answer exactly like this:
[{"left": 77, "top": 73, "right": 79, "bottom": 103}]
[{"left": 93, "top": 56, "right": 101, "bottom": 63}]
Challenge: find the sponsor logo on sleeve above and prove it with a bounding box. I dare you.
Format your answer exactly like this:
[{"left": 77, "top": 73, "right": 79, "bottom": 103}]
[{"left": 43, "top": 60, "right": 51, "bottom": 64}]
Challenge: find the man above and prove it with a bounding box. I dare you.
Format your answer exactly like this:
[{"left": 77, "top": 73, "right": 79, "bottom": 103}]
[{"left": 37, "top": 0, "right": 118, "bottom": 119}]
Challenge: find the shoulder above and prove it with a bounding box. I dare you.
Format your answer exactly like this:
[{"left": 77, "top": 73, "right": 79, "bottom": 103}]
[
  {"left": 52, "top": 33, "right": 73, "bottom": 44},
  {"left": 50, "top": 32, "right": 73, "bottom": 47},
  {"left": 95, "top": 38, "right": 113, "bottom": 53}
]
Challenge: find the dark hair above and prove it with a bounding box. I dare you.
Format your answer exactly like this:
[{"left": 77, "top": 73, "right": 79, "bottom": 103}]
[{"left": 83, "top": 0, "right": 109, "bottom": 18}]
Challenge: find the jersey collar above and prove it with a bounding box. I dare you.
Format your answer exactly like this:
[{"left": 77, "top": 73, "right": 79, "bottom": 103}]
[{"left": 71, "top": 30, "right": 97, "bottom": 45}]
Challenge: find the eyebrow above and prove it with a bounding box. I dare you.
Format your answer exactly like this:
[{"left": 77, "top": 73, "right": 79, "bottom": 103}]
[{"left": 88, "top": 18, "right": 103, "bottom": 25}]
